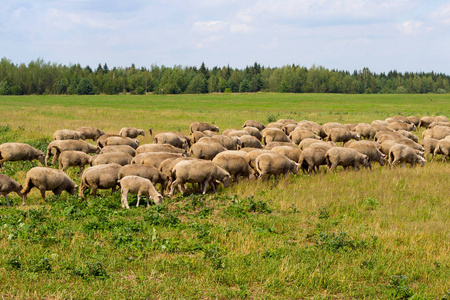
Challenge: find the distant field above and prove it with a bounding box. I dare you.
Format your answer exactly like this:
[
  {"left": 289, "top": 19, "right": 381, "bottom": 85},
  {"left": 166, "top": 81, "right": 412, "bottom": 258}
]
[{"left": 0, "top": 93, "right": 449, "bottom": 299}]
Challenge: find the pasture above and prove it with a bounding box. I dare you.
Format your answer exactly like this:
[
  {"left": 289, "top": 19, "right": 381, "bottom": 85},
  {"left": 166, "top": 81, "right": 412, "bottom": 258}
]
[{"left": 0, "top": 93, "right": 449, "bottom": 299}]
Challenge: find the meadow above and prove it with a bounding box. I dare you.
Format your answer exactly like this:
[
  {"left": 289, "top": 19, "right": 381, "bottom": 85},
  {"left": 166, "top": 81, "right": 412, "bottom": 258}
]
[{"left": 0, "top": 93, "right": 449, "bottom": 299}]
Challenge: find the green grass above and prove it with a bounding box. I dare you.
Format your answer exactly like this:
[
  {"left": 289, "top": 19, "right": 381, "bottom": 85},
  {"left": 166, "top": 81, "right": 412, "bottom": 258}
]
[{"left": 0, "top": 93, "right": 449, "bottom": 299}]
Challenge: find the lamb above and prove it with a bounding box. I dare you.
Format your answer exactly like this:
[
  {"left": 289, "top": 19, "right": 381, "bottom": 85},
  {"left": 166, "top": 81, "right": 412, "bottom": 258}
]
[
  {"left": 388, "top": 122, "right": 416, "bottom": 132},
  {"left": 45, "top": 140, "right": 99, "bottom": 165},
  {"left": 119, "top": 127, "right": 146, "bottom": 138},
  {"left": 105, "top": 136, "right": 139, "bottom": 149},
  {"left": 189, "top": 142, "right": 227, "bottom": 160},
  {"left": 255, "top": 153, "right": 299, "bottom": 183},
  {"left": 325, "top": 147, "right": 370, "bottom": 172},
  {"left": 242, "top": 126, "right": 263, "bottom": 141},
  {"left": 0, "top": 174, "right": 25, "bottom": 206},
  {"left": 79, "top": 163, "right": 122, "bottom": 199},
  {"left": 242, "top": 120, "right": 265, "bottom": 131},
  {"left": 326, "top": 128, "right": 360, "bottom": 143},
  {"left": 76, "top": 127, "right": 106, "bottom": 141},
  {"left": 91, "top": 152, "right": 133, "bottom": 166},
  {"left": 53, "top": 129, "right": 85, "bottom": 141},
  {"left": 432, "top": 139, "right": 450, "bottom": 162},
  {"left": 189, "top": 122, "right": 219, "bottom": 134},
  {"left": 348, "top": 141, "right": 386, "bottom": 169},
  {"left": 153, "top": 132, "right": 188, "bottom": 150},
  {"left": 21, "top": 167, "right": 78, "bottom": 202},
  {"left": 212, "top": 153, "right": 256, "bottom": 182},
  {"left": 420, "top": 138, "right": 439, "bottom": 159},
  {"left": 355, "top": 123, "right": 376, "bottom": 140},
  {"left": 58, "top": 150, "right": 94, "bottom": 174},
  {"left": 271, "top": 146, "right": 302, "bottom": 163},
  {"left": 118, "top": 164, "right": 168, "bottom": 194},
  {"left": 239, "top": 135, "right": 263, "bottom": 149},
  {"left": 119, "top": 176, "right": 163, "bottom": 208},
  {"left": 298, "top": 143, "right": 333, "bottom": 174},
  {"left": 136, "top": 143, "right": 187, "bottom": 155},
  {"left": 379, "top": 140, "right": 398, "bottom": 156},
  {"left": 289, "top": 129, "right": 320, "bottom": 145},
  {"left": 0, "top": 143, "right": 45, "bottom": 169},
  {"left": 261, "top": 128, "right": 290, "bottom": 144},
  {"left": 169, "top": 160, "right": 230, "bottom": 196},
  {"left": 389, "top": 144, "right": 425, "bottom": 167},
  {"left": 100, "top": 145, "right": 136, "bottom": 157},
  {"left": 132, "top": 152, "right": 183, "bottom": 168}
]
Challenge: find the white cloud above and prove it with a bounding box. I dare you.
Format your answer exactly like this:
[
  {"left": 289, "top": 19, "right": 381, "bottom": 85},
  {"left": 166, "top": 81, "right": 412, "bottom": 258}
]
[
  {"left": 193, "top": 21, "right": 227, "bottom": 33},
  {"left": 431, "top": 2, "right": 450, "bottom": 25},
  {"left": 396, "top": 20, "right": 428, "bottom": 35}
]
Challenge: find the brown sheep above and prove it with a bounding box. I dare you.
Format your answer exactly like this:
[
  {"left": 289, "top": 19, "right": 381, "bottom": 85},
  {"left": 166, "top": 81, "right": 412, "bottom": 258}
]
[
  {"left": 395, "top": 138, "right": 424, "bottom": 152},
  {"left": 371, "top": 120, "right": 389, "bottom": 127},
  {"left": 96, "top": 134, "right": 120, "bottom": 148},
  {"left": 271, "top": 146, "right": 302, "bottom": 162},
  {"left": 76, "top": 127, "right": 106, "bottom": 141},
  {"left": 105, "top": 136, "right": 139, "bottom": 149},
  {"left": 396, "top": 130, "right": 419, "bottom": 143},
  {"left": 265, "top": 141, "right": 297, "bottom": 150},
  {"left": 242, "top": 126, "right": 263, "bottom": 141},
  {"left": 429, "top": 121, "right": 450, "bottom": 129},
  {"left": 119, "top": 176, "right": 163, "bottom": 208},
  {"left": 190, "top": 142, "right": 226, "bottom": 160},
  {"left": 100, "top": 145, "right": 137, "bottom": 157},
  {"left": 355, "top": 123, "right": 376, "bottom": 140},
  {"left": 326, "top": 128, "right": 360, "bottom": 143},
  {"left": 132, "top": 152, "right": 183, "bottom": 168},
  {"left": 91, "top": 152, "right": 133, "bottom": 166},
  {"left": 418, "top": 116, "right": 435, "bottom": 129},
  {"left": 282, "top": 124, "right": 299, "bottom": 135},
  {"left": 212, "top": 153, "right": 256, "bottom": 182},
  {"left": 189, "top": 122, "right": 219, "bottom": 134},
  {"left": 118, "top": 164, "right": 168, "bottom": 194},
  {"left": 429, "top": 126, "right": 450, "bottom": 140},
  {"left": 322, "top": 122, "right": 345, "bottom": 136},
  {"left": 153, "top": 132, "right": 188, "bottom": 150},
  {"left": 407, "top": 116, "right": 420, "bottom": 126},
  {"left": 245, "top": 149, "right": 275, "bottom": 170},
  {"left": 79, "top": 163, "right": 122, "bottom": 199},
  {"left": 420, "top": 138, "right": 439, "bottom": 159},
  {"left": 289, "top": 129, "right": 320, "bottom": 145},
  {"left": 53, "top": 129, "right": 85, "bottom": 141},
  {"left": 169, "top": 160, "right": 230, "bottom": 196},
  {"left": 58, "top": 150, "right": 94, "bottom": 174},
  {"left": 388, "top": 122, "right": 416, "bottom": 132},
  {"left": 261, "top": 128, "right": 290, "bottom": 144},
  {"left": 266, "top": 121, "right": 284, "bottom": 129},
  {"left": 0, "top": 174, "right": 26, "bottom": 206},
  {"left": 226, "top": 130, "right": 249, "bottom": 138},
  {"left": 45, "top": 140, "right": 99, "bottom": 165},
  {"left": 240, "top": 135, "right": 263, "bottom": 149},
  {"left": 435, "top": 116, "right": 449, "bottom": 123},
  {"left": 389, "top": 144, "right": 425, "bottom": 167},
  {"left": 21, "top": 167, "right": 78, "bottom": 202},
  {"left": 298, "top": 143, "right": 333, "bottom": 174},
  {"left": 243, "top": 120, "right": 265, "bottom": 131},
  {"left": 0, "top": 143, "right": 45, "bottom": 169},
  {"left": 432, "top": 139, "right": 450, "bottom": 162},
  {"left": 348, "top": 141, "right": 386, "bottom": 169},
  {"left": 299, "top": 138, "right": 334, "bottom": 150},
  {"left": 325, "top": 147, "right": 370, "bottom": 172},
  {"left": 119, "top": 127, "right": 146, "bottom": 138},
  {"left": 136, "top": 143, "right": 186, "bottom": 155},
  {"left": 255, "top": 153, "right": 299, "bottom": 183}
]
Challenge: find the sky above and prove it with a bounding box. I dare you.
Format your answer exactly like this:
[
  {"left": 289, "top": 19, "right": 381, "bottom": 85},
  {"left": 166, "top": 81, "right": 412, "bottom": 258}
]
[{"left": 1, "top": 0, "right": 450, "bottom": 73}]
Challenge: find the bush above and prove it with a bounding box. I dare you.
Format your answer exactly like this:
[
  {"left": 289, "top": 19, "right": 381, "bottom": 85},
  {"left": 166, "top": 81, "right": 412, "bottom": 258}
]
[
  {"left": 77, "top": 78, "right": 94, "bottom": 95},
  {"left": 135, "top": 86, "right": 146, "bottom": 95}
]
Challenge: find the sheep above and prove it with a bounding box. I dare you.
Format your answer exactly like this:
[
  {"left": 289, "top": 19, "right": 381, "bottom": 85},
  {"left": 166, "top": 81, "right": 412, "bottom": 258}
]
[
  {"left": 45, "top": 140, "right": 99, "bottom": 165},
  {"left": 205, "top": 135, "right": 240, "bottom": 150},
  {"left": 430, "top": 126, "right": 450, "bottom": 140},
  {"left": 189, "top": 142, "right": 227, "bottom": 160},
  {"left": 266, "top": 121, "right": 284, "bottom": 129},
  {"left": 325, "top": 147, "right": 370, "bottom": 172},
  {"left": 190, "top": 131, "right": 206, "bottom": 144},
  {"left": 214, "top": 150, "right": 248, "bottom": 159},
  {"left": 390, "top": 115, "right": 410, "bottom": 123},
  {"left": 136, "top": 143, "right": 187, "bottom": 155},
  {"left": 277, "top": 119, "right": 297, "bottom": 125},
  {"left": 119, "top": 176, "right": 163, "bottom": 208},
  {"left": 255, "top": 153, "right": 299, "bottom": 183},
  {"left": 374, "top": 131, "right": 405, "bottom": 143},
  {"left": 169, "top": 160, "right": 230, "bottom": 196},
  {"left": 0, "top": 143, "right": 45, "bottom": 169},
  {"left": 58, "top": 150, "right": 94, "bottom": 174},
  {"left": 153, "top": 132, "right": 188, "bottom": 150},
  {"left": 240, "top": 135, "right": 263, "bottom": 149},
  {"left": 371, "top": 124, "right": 391, "bottom": 132},
  {"left": 282, "top": 124, "right": 299, "bottom": 135},
  {"left": 197, "top": 136, "right": 225, "bottom": 147},
  {"left": 420, "top": 138, "right": 439, "bottom": 159},
  {"left": 76, "top": 127, "right": 106, "bottom": 141},
  {"left": 100, "top": 145, "right": 137, "bottom": 157},
  {"left": 379, "top": 140, "right": 398, "bottom": 156},
  {"left": 119, "top": 127, "right": 146, "bottom": 138},
  {"left": 245, "top": 149, "right": 275, "bottom": 170},
  {"left": 242, "top": 126, "right": 263, "bottom": 141},
  {"left": 21, "top": 167, "right": 78, "bottom": 202},
  {"left": 432, "top": 139, "right": 450, "bottom": 162},
  {"left": 323, "top": 122, "right": 345, "bottom": 136},
  {"left": 389, "top": 144, "right": 425, "bottom": 167},
  {"left": 371, "top": 120, "right": 389, "bottom": 127},
  {"left": 91, "top": 152, "right": 133, "bottom": 166},
  {"left": 344, "top": 124, "right": 358, "bottom": 132},
  {"left": 105, "top": 136, "right": 139, "bottom": 149},
  {"left": 418, "top": 116, "right": 435, "bottom": 129},
  {"left": 132, "top": 152, "right": 183, "bottom": 168},
  {"left": 226, "top": 130, "right": 249, "bottom": 138},
  {"left": 289, "top": 129, "right": 320, "bottom": 145},
  {"left": 355, "top": 123, "right": 376, "bottom": 140},
  {"left": 429, "top": 121, "right": 450, "bottom": 129},
  {"left": 435, "top": 116, "right": 449, "bottom": 123},
  {"left": 326, "top": 128, "right": 360, "bottom": 144},
  {"left": 96, "top": 134, "right": 120, "bottom": 148},
  {"left": 396, "top": 130, "right": 419, "bottom": 143},
  {"left": 406, "top": 116, "right": 420, "bottom": 126},
  {"left": 189, "top": 122, "right": 219, "bottom": 134},
  {"left": 261, "top": 128, "right": 290, "bottom": 144},
  {"left": 271, "top": 146, "right": 302, "bottom": 162},
  {"left": 212, "top": 153, "right": 256, "bottom": 182},
  {"left": 53, "top": 129, "right": 85, "bottom": 141},
  {"left": 388, "top": 122, "right": 416, "bottom": 132},
  {"left": 158, "top": 157, "right": 198, "bottom": 192},
  {"left": 298, "top": 143, "right": 334, "bottom": 174},
  {"left": 243, "top": 120, "right": 265, "bottom": 131},
  {"left": 348, "top": 141, "right": 386, "bottom": 169},
  {"left": 79, "top": 163, "right": 122, "bottom": 199},
  {"left": 118, "top": 164, "right": 168, "bottom": 194},
  {"left": 0, "top": 174, "right": 25, "bottom": 206},
  {"left": 265, "top": 141, "right": 297, "bottom": 150}
]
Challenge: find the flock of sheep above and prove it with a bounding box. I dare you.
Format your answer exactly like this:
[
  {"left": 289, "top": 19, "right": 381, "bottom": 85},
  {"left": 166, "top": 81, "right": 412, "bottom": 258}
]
[{"left": 0, "top": 115, "right": 449, "bottom": 208}]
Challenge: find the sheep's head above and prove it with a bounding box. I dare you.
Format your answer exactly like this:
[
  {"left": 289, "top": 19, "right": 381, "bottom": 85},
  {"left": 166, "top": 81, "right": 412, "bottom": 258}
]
[
  {"left": 153, "top": 194, "right": 163, "bottom": 205},
  {"left": 37, "top": 153, "right": 45, "bottom": 165}
]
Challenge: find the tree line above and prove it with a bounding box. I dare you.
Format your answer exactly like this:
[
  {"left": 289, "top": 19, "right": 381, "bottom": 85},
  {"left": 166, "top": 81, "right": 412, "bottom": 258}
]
[{"left": 0, "top": 57, "right": 449, "bottom": 95}]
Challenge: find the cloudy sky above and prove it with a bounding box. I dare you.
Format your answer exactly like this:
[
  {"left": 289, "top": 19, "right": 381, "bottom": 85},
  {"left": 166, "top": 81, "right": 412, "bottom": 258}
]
[{"left": 1, "top": 0, "right": 450, "bottom": 73}]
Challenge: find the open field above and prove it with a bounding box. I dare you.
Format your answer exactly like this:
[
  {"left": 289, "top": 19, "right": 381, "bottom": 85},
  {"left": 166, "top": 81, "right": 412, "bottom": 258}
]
[{"left": 0, "top": 93, "right": 449, "bottom": 299}]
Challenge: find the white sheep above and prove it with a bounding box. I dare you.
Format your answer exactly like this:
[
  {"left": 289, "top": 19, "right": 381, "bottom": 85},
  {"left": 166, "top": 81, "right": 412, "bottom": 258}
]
[{"left": 119, "top": 175, "right": 163, "bottom": 209}]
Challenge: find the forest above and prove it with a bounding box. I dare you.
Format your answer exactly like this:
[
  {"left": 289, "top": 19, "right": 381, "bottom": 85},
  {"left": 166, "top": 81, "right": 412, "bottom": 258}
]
[{"left": 1, "top": 57, "right": 450, "bottom": 95}]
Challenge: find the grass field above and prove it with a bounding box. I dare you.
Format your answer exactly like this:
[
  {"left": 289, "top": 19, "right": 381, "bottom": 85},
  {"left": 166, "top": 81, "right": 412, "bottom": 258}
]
[{"left": 0, "top": 93, "right": 449, "bottom": 299}]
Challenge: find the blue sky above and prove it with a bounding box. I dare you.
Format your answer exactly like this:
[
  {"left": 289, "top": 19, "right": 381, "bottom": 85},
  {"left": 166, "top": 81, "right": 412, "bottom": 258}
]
[{"left": 1, "top": 0, "right": 450, "bottom": 73}]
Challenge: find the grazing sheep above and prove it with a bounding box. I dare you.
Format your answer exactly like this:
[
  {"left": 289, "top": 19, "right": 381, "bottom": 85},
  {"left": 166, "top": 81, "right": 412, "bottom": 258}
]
[
  {"left": 245, "top": 149, "right": 275, "bottom": 170},
  {"left": 389, "top": 144, "right": 425, "bottom": 167},
  {"left": 429, "top": 121, "right": 450, "bottom": 129},
  {"left": 76, "top": 127, "right": 106, "bottom": 141},
  {"left": 266, "top": 121, "right": 284, "bottom": 129},
  {"left": 91, "top": 152, "right": 133, "bottom": 166},
  {"left": 154, "top": 132, "right": 188, "bottom": 150},
  {"left": 242, "top": 126, "right": 263, "bottom": 141},
  {"left": 105, "top": 136, "right": 139, "bottom": 149},
  {"left": 379, "top": 140, "right": 398, "bottom": 156},
  {"left": 119, "top": 127, "right": 146, "bottom": 138},
  {"left": 298, "top": 143, "right": 333, "bottom": 174},
  {"left": 21, "top": 167, "right": 78, "bottom": 202},
  {"left": 45, "top": 140, "right": 99, "bottom": 165},
  {"left": 374, "top": 131, "right": 405, "bottom": 143},
  {"left": 214, "top": 150, "right": 248, "bottom": 159},
  {"left": 53, "top": 129, "right": 85, "bottom": 141},
  {"left": 325, "top": 147, "right": 370, "bottom": 172},
  {"left": 271, "top": 146, "right": 302, "bottom": 162},
  {"left": 420, "top": 138, "right": 439, "bottom": 159},
  {"left": 396, "top": 130, "right": 419, "bottom": 143},
  {"left": 277, "top": 119, "right": 297, "bottom": 125},
  {"left": 265, "top": 141, "right": 297, "bottom": 150},
  {"left": 355, "top": 123, "right": 376, "bottom": 140},
  {"left": 100, "top": 145, "right": 137, "bottom": 157},
  {"left": 432, "top": 139, "right": 450, "bottom": 162},
  {"left": 158, "top": 157, "right": 198, "bottom": 192},
  {"left": 0, "top": 174, "right": 25, "bottom": 206},
  {"left": 289, "top": 129, "right": 320, "bottom": 145},
  {"left": 197, "top": 136, "right": 225, "bottom": 147},
  {"left": 169, "top": 160, "right": 230, "bottom": 196},
  {"left": 418, "top": 116, "right": 435, "bottom": 129},
  {"left": 190, "top": 142, "right": 227, "bottom": 160},
  {"left": 326, "top": 128, "right": 360, "bottom": 143},
  {"left": 282, "top": 124, "right": 299, "bottom": 135},
  {"left": 0, "top": 143, "right": 45, "bottom": 169},
  {"left": 435, "top": 116, "right": 449, "bottom": 123},
  {"left": 395, "top": 138, "right": 424, "bottom": 152},
  {"left": 132, "top": 152, "right": 183, "bottom": 168},
  {"left": 243, "top": 120, "right": 265, "bottom": 131},
  {"left": 222, "top": 136, "right": 242, "bottom": 150},
  {"left": 96, "top": 134, "right": 120, "bottom": 148},
  {"left": 239, "top": 135, "right": 263, "bottom": 149},
  {"left": 79, "top": 163, "right": 122, "bottom": 199},
  {"left": 136, "top": 143, "right": 187, "bottom": 155},
  {"left": 371, "top": 120, "right": 389, "bottom": 127},
  {"left": 119, "top": 176, "right": 163, "bottom": 208},
  {"left": 118, "top": 164, "right": 168, "bottom": 194},
  {"left": 430, "top": 126, "right": 450, "bottom": 140},
  {"left": 58, "top": 150, "right": 94, "bottom": 174},
  {"left": 348, "top": 141, "right": 386, "bottom": 169},
  {"left": 388, "top": 122, "right": 416, "bottom": 132},
  {"left": 299, "top": 138, "right": 332, "bottom": 150},
  {"left": 406, "top": 116, "right": 420, "bottom": 126},
  {"left": 261, "top": 128, "right": 290, "bottom": 144},
  {"left": 212, "top": 153, "right": 256, "bottom": 182},
  {"left": 390, "top": 115, "right": 410, "bottom": 123},
  {"left": 323, "top": 122, "right": 345, "bottom": 136},
  {"left": 255, "top": 153, "right": 299, "bottom": 183},
  {"left": 344, "top": 124, "right": 358, "bottom": 132},
  {"left": 189, "top": 122, "right": 219, "bottom": 134},
  {"left": 190, "top": 131, "right": 206, "bottom": 144},
  {"left": 226, "top": 130, "right": 249, "bottom": 138},
  {"left": 371, "top": 124, "right": 392, "bottom": 132}
]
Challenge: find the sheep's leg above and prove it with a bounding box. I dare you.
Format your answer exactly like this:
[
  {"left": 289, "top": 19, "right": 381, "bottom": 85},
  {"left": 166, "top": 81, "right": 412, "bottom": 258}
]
[
  {"left": 273, "top": 174, "right": 279, "bottom": 185},
  {"left": 136, "top": 192, "right": 141, "bottom": 208},
  {"left": 168, "top": 179, "right": 179, "bottom": 197},
  {"left": 202, "top": 179, "right": 210, "bottom": 194},
  {"left": 121, "top": 189, "right": 129, "bottom": 209},
  {"left": 39, "top": 188, "right": 46, "bottom": 200},
  {"left": 90, "top": 186, "right": 98, "bottom": 197},
  {"left": 145, "top": 195, "right": 151, "bottom": 207},
  {"left": 5, "top": 195, "right": 10, "bottom": 206}
]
